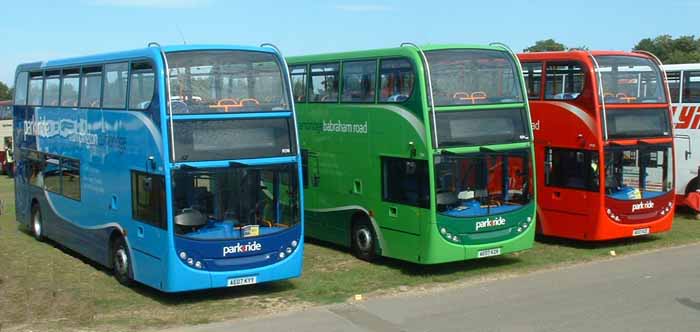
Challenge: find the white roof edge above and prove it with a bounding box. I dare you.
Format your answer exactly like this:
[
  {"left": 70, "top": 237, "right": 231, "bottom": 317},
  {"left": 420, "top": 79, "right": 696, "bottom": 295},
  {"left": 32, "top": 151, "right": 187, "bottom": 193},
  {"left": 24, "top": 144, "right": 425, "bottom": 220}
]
[{"left": 661, "top": 63, "right": 700, "bottom": 71}]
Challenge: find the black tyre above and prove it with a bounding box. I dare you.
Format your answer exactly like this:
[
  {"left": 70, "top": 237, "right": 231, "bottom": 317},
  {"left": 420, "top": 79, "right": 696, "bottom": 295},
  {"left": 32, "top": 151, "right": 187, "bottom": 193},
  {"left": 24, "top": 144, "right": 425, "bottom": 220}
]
[
  {"left": 112, "top": 236, "right": 134, "bottom": 286},
  {"left": 30, "top": 204, "right": 45, "bottom": 241},
  {"left": 351, "top": 218, "right": 378, "bottom": 262}
]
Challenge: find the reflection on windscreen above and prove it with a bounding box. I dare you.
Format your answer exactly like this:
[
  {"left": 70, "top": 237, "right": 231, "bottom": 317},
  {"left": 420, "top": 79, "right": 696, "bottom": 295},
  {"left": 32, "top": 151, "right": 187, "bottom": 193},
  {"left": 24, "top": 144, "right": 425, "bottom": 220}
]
[
  {"left": 172, "top": 164, "right": 300, "bottom": 240},
  {"left": 166, "top": 50, "right": 289, "bottom": 113},
  {"left": 435, "top": 151, "right": 531, "bottom": 218},
  {"left": 426, "top": 49, "right": 523, "bottom": 106},
  {"left": 595, "top": 56, "right": 666, "bottom": 104},
  {"left": 605, "top": 146, "right": 673, "bottom": 200}
]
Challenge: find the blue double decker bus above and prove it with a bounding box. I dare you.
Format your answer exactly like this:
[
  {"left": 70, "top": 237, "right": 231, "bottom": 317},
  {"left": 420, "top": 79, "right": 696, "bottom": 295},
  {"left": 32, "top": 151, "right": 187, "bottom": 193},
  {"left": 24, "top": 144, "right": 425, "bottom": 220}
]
[{"left": 12, "top": 44, "right": 304, "bottom": 292}]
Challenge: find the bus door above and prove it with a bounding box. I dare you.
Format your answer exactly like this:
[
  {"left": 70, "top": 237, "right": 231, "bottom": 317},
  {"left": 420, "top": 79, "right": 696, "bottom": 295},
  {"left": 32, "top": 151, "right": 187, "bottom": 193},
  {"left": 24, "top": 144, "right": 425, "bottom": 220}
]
[
  {"left": 125, "top": 170, "right": 166, "bottom": 287},
  {"left": 540, "top": 147, "right": 597, "bottom": 216}
]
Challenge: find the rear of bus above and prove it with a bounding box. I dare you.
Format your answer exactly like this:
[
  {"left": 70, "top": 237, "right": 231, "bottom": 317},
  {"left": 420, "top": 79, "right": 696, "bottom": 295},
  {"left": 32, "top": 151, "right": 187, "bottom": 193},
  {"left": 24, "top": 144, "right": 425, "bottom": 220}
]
[
  {"left": 0, "top": 101, "right": 12, "bottom": 174},
  {"left": 593, "top": 52, "right": 675, "bottom": 239},
  {"left": 159, "top": 46, "right": 303, "bottom": 291},
  {"left": 420, "top": 46, "right": 536, "bottom": 263}
]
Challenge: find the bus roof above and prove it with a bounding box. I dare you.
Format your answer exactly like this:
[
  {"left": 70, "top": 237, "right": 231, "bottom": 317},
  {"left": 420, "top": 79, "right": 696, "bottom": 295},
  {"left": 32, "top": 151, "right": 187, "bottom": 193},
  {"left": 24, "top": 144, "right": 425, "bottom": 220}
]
[
  {"left": 661, "top": 63, "right": 700, "bottom": 71},
  {"left": 15, "top": 44, "right": 279, "bottom": 73},
  {"left": 287, "top": 44, "right": 511, "bottom": 63},
  {"left": 518, "top": 50, "right": 654, "bottom": 62}
]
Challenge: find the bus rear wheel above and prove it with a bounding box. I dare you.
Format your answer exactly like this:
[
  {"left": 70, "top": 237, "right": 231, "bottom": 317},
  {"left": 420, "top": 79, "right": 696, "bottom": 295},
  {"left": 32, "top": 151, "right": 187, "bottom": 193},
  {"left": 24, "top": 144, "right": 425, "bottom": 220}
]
[
  {"left": 352, "top": 218, "right": 377, "bottom": 262},
  {"left": 30, "top": 204, "right": 45, "bottom": 242},
  {"left": 112, "top": 236, "right": 134, "bottom": 286}
]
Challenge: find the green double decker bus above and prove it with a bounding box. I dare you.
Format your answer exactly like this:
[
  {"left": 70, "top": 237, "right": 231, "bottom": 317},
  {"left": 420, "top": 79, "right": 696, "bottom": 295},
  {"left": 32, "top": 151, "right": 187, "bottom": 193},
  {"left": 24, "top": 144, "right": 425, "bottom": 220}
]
[{"left": 288, "top": 43, "right": 536, "bottom": 264}]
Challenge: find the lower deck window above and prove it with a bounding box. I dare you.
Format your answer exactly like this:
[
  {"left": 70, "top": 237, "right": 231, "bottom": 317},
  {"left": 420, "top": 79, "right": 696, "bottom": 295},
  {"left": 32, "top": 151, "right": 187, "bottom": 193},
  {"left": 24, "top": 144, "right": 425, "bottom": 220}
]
[
  {"left": 23, "top": 149, "right": 81, "bottom": 200},
  {"left": 544, "top": 148, "right": 599, "bottom": 191},
  {"left": 381, "top": 157, "right": 429, "bottom": 208},
  {"left": 131, "top": 171, "right": 166, "bottom": 229}
]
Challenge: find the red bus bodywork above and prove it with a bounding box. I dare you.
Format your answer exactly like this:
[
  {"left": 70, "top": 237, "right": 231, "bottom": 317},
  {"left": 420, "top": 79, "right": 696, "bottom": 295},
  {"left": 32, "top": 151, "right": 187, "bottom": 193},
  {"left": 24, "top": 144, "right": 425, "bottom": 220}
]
[{"left": 518, "top": 51, "right": 675, "bottom": 241}]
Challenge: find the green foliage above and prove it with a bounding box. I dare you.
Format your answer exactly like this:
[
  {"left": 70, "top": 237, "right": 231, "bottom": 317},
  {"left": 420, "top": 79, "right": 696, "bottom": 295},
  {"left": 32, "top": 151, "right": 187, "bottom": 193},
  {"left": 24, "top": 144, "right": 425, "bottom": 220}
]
[
  {"left": 523, "top": 39, "right": 567, "bottom": 52},
  {"left": 634, "top": 35, "right": 700, "bottom": 64},
  {"left": 0, "top": 81, "right": 11, "bottom": 100}
]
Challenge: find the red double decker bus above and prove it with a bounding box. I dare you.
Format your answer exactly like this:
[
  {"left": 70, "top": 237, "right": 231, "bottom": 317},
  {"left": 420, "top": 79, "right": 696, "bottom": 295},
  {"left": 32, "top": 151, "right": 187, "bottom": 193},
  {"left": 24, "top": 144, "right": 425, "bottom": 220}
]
[{"left": 518, "top": 50, "right": 675, "bottom": 240}]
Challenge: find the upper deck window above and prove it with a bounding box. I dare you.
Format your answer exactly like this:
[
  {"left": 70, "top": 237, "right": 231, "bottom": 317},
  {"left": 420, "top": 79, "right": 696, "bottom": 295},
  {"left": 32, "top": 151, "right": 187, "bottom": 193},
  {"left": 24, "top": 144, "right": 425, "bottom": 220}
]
[
  {"left": 129, "top": 62, "right": 155, "bottom": 110},
  {"left": 426, "top": 49, "right": 523, "bottom": 106},
  {"left": 594, "top": 55, "right": 666, "bottom": 104},
  {"left": 309, "top": 63, "right": 339, "bottom": 103},
  {"left": 166, "top": 50, "right": 289, "bottom": 114},
  {"left": 666, "top": 71, "right": 680, "bottom": 103},
  {"left": 342, "top": 60, "right": 376, "bottom": 103},
  {"left": 290, "top": 65, "right": 307, "bottom": 103},
  {"left": 522, "top": 62, "right": 542, "bottom": 99},
  {"left": 545, "top": 62, "right": 584, "bottom": 100},
  {"left": 682, "top": 71, "right": 700, "bottom": 103},
  {"left": 60, "top": 69, "right": 80, "bottom": 107},
  {"left": 80, "top": 66, "right": 103, "bottom": 108},
  {"left": 28, "top": 72, "right": 43, "bottom": 106},
  {"left": 103, "top": 62, "right": 128, "bottom": 109},
  {"left": 14, "top": 72, "right": 29, "bottom": 106},
  {"left": 379, "top": 58, "right": 414, "bottom": 102},
  {"left": 43, "top": 71, "right": 60, "bottom": 106}
]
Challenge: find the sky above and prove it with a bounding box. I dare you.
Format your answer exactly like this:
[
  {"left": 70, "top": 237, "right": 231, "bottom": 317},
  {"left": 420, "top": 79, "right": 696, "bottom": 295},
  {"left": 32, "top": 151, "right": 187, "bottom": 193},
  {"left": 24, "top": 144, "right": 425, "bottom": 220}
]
[{"left": 1, "top": 0, "right": 699, "bottom": 87}]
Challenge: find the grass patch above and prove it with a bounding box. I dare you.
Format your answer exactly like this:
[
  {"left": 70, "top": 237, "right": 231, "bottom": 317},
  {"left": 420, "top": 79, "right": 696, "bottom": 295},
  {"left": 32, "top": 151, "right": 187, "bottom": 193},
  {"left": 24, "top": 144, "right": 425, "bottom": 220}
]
[{"left": 1, "top": 176, "right": 699, "bottom": 332}]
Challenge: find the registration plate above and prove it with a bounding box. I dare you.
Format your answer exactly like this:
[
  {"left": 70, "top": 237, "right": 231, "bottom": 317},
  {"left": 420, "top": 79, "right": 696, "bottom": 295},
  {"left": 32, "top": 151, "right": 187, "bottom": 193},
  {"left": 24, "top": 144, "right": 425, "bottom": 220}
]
[
  {"left": 227, "top": 276, "right": 257, "bottom": 287},
  {"left": 632, "top": 228, "right": 650, "bottom": 236},
  {"left": 477, "top": 248, "right": 502, "bottom": 258}
]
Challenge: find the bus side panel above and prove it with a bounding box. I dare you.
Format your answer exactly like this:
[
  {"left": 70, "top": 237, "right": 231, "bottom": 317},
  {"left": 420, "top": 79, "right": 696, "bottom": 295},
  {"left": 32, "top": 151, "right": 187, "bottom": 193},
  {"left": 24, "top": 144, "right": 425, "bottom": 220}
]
[{"left": 672, "top": 104, "right": 700, "bottom": 197}]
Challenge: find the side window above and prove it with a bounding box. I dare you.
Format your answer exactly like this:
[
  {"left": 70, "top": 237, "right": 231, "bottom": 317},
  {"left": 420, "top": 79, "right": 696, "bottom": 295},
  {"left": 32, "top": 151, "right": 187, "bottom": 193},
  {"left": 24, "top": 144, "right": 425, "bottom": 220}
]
[
  {"left": 61, "top": 158, "right": 81, "bottom": 200},
  {"left": 342, "top": 60, "right": 376, "bottom": 102},
  {"left": 545, "top": 62, "right": 584, "bottom": 100},
  {"left": 26, "top": 150, "right": 45, "bottom": 187},
  {"left": 14, "top": 72, "right": 29, "bottom": 105},
  {"left": 381, "top": 157, "right": 429, "bottom": 208},
  {"left": 290, "top": 65, "right": 307, "bottom": 103},
  {"left": 309, "top": 63, "right": 339, "bottom": 102},
  {"left": 28, "top": 72, "right": 44, "bottom": 106},
  {"left": 301, "top": 149, "right": 309, "bottom": 188},
  {"left": 666, "top": 71, "right": 680, "bottom": 103},
  {"left": 544, "top": 148, "right": 599, "bottom": 191},
  {"left": 682, "top": 71, "right": 700, "bottom": 103},
  {"left": 379, "top": 58, "right": 414, "bottom": 102},
  {"left": 80, "top": 66, "right": 103, "bottom": 108},
  {"left": 60, "top": 69, "right": 80, "bottom": 107},
  {"left": 43, "top": 71, "right": 61, "bottom": 106},
  {"left": 522, "top": 62, "right": 542, "bottom": 99},
  {"left": 43, "top": 154, "right": 62, "bottom": 193},
  {"left": 131, "top": 171, "right": 166, "bottom": 229},
  {"left": 102, "top": 62, "right": 129, "bottom": 109},
  {"left": 129, "top": 62, "right": 155, "bottom": 110}
]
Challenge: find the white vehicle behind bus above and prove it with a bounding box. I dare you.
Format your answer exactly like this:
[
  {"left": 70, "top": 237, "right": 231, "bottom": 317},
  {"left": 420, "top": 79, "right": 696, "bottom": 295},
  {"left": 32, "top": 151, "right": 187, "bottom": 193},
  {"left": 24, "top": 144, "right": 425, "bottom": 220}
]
[{"left": 663, "top": 63, "right": 700, "bottom": 216}]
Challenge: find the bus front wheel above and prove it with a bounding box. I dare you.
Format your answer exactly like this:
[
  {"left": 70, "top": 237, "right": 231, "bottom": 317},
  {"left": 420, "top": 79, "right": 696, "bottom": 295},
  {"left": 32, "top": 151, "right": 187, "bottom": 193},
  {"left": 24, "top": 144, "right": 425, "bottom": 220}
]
[
  {"left": 30, "top": 204, "right": 45, "bottom": 242},
  {"left": 352, "top": 218, "right": 378, "bottom": 262},
  {"left": 112, "top": 236, "right": 134, "bottom": 286}
]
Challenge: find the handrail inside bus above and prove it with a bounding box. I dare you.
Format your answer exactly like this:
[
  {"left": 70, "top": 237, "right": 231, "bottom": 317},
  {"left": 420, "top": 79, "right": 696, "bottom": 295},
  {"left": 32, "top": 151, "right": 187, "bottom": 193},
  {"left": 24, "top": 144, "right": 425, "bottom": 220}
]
[
  {"left": 585, "top": 51, "right": 609, "bottom": 141},
  {"left": 489, "top": 42, "right": 532, "bottom": 140},
  {"left": 400, "top": 42, "right": 439, "bottom": 149},
  {"left": 260, "top": 43, "right": 301, "bottom": 158},
  {"left": 148, "top": 41, "right": 177, "bottom": 160}
]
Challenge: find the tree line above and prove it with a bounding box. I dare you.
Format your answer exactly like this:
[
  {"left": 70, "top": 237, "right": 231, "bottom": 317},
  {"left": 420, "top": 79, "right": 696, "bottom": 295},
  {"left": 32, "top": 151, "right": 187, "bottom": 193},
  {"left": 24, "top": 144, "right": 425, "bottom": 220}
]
[{"left": 523, "top": 35, "right": 700, "bottom": 64}]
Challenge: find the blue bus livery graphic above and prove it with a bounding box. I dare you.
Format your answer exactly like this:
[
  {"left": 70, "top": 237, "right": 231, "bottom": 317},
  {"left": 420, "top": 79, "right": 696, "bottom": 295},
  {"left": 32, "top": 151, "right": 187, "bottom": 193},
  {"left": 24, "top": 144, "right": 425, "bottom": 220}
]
[{"left": 12, "top": 44, "right": 304, "bottom": 292}]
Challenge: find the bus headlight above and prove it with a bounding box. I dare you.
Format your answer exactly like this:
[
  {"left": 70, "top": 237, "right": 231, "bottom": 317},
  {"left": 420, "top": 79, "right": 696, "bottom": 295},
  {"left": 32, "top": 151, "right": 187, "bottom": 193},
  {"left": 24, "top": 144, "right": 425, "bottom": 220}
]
[
  {"left": 517, "top": 227, "right": 522, "bottom": 233},
  {"left": 194, "top": 261, "right": 202, "bottom": 269},
  {"left": 527, "top": 217, "right": 532, "bottom": 222},
  {"left": 440, "top": 228, "right": 447, "bottom": 235},
  {"left": 452, "top": 235, "right": 459, "bottom": 242},
  {"left": 446, "top": 233, "right": 452, "bottom": 239},
  {"left": 179, "top": 251, "right": 187, "bottom": 260},
  {"left": 291, "top": 240, "right": 298, "bottom": 248},
  {"left": 279, "top": 252, "right": 286, "bottom": 259},
  {"left": 607, "top": 209, "right": 612, "bottom": 215},
  {"left": 286, "top": 247, "right": 293, "bottom": 255},
  {"left": 187, "top": 258, "right": 194, "bottom": 266}
]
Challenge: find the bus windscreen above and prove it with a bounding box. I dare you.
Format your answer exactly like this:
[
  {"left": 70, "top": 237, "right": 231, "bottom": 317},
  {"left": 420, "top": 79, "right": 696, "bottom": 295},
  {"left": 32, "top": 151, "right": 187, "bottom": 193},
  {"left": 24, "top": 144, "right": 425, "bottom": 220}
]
[
  {"left": 595, "top": 55, "right": 667, "bottom": 104},
  {"left": 166, "top": 50, "right": 289, "bottom": 113},
  {"left": 426, "top": 49, "right": 523, "bottom": 106}
]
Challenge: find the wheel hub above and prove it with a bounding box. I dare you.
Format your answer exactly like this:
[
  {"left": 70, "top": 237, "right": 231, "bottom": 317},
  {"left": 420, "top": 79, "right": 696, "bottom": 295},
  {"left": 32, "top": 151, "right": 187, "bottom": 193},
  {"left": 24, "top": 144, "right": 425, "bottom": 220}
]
[
  {"left": 356, "top": 228, "right": 372, "bottom": 251},
  {"left": 114, "top": 248, "right": 129, "bottom": 275}
]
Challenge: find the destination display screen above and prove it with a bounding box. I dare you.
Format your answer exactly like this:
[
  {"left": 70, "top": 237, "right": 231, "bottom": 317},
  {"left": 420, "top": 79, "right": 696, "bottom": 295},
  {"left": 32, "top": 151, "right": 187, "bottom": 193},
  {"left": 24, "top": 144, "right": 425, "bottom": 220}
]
[
  {"left": 434, "top": 108, "right": 529, "bottom": 147},
  {"left": 605, "top": 108, "right": 671, "bottom": 139},
  {"left": 172, "top": 118, "right": 295, "bottom": 161}
]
